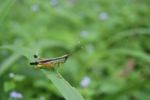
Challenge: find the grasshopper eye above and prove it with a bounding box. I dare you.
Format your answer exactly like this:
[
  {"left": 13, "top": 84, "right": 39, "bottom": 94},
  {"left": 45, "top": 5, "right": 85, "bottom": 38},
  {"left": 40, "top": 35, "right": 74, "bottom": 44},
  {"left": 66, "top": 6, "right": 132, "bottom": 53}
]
[{"left": 33, "top": 54, "right": 38, "bottom": 58}]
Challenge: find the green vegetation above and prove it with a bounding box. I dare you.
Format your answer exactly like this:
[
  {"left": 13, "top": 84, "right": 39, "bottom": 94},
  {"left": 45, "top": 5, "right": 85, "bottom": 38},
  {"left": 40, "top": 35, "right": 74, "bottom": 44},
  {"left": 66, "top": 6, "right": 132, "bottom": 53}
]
[{"left": 0, "top": 0, "right": 150, "bottom": 100}]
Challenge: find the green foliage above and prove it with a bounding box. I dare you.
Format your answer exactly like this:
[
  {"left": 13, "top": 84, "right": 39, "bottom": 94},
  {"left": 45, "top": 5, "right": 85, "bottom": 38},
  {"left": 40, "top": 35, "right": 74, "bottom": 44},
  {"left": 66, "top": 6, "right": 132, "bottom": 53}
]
[
  {"left": 0, "top": 54, "right": 20, "bottom": 76},
  {"left": 42, "top": 69, "right": 84, "bottom": 100},
  {"left": 0, "top": 0, "right": 150, "bottom": 100},
  {"left": 4, "top": 81, "right": 15, "bottom": 92}
]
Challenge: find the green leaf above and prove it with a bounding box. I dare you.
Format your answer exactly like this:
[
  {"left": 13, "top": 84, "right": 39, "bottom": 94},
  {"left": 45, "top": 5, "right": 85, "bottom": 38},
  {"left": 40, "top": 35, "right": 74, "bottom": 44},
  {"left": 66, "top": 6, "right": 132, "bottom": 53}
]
[
  {"left": 108, "top": 28, "right": 150, "bottom": 44},
  {"left": 13, "top": 74, "right": 26, "bottom": 82},
  {"left": 42, "top": 69, "right": 84, "bottom": 100},
  {"left": 0, "top": 45, "right": 39, "bottom": 60},
  {"left": 109, "top": 48, "right": 150, "bottom": 63},
  {"left": 0, "top": 0, "right": 16, "bottom": 23},
  {"left": 4, "top": 81, "right": 15, "bottom": 92},
  {"left": 0, "top": 54, "right": 20, "bottom": 76}
]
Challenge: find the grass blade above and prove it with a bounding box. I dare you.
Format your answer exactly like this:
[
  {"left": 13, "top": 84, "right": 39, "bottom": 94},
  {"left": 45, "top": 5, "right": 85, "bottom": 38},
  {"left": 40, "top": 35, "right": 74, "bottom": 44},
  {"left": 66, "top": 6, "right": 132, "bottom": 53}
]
[
  {"left": 42, "top": 69, "right": 84, "bottom": 100},
  {"left": 0, "top": 54, "right": 20, "bottom": 76},
  {"left": 0, "top": 0, "right": 16, "bottom": 23},
  {"left": 110, "top": 48, "right": 150, "bottom": 63}
]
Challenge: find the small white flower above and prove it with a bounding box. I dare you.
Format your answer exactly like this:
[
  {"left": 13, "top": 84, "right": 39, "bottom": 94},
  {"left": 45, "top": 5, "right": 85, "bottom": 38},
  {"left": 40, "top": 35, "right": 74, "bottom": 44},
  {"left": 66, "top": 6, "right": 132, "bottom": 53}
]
[
  {"left": 9, "top": 73, "right": 15, "bottom": 78},
  {"left": 31, "top": 4, "right": 39, "bottom": 12},
  {"left": 98, "top": 12, "right": 109, "bottom": 20},
  {"left": 10, "top": 91, "right": 23, "bottom": 99},
  {"left": 40, "top": 96, "right": 46, "bottom": 100},
  {"left": 80, "top": 30, "right": 89, "bottom": 38},
  {"left": 80, "top": 76, "right": 91, "bottom": 88}
]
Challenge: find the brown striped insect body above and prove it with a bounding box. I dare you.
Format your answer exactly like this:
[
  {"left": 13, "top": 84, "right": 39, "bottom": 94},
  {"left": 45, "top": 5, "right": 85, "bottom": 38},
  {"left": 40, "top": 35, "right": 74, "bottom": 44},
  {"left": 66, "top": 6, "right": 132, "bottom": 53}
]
[{"left": 30, "top": 54, "right": 69, "bottom": 69}]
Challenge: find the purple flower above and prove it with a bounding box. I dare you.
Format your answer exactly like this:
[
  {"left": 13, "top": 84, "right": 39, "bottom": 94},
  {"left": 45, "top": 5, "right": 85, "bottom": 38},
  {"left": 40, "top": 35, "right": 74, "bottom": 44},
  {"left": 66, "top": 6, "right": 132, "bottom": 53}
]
[
  {"left": 10, "top": 91, "right": 23, "bottom": 99},
  {"left": 98, "top": 12, "right": 109, "bottom": 20},
  {"left": 80, "top": 76, "right": 91, "bottom": 88}
]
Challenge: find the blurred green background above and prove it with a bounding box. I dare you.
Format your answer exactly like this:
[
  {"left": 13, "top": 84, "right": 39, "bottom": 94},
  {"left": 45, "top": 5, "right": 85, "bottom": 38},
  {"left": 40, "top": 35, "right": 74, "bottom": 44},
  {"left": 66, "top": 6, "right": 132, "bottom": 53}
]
[{"left": 0, "top": 0, "right": 150, "bottom": 100}]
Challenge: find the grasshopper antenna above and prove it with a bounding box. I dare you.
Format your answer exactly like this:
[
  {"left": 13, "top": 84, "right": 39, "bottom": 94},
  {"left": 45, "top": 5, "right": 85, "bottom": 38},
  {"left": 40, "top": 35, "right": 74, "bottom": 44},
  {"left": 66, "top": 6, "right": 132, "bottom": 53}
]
[{"left": 68, "top": 43, "right": 84, "bottom": 57}]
